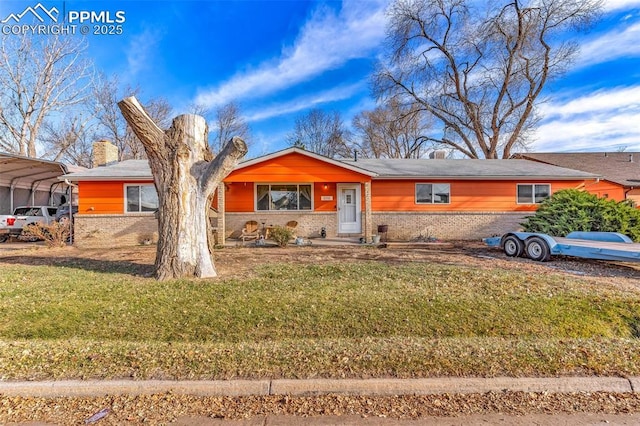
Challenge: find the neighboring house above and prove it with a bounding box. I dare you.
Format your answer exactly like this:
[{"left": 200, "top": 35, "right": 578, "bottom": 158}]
[
  {"left": 515, "top": 152, "right": 640, "bottom": 205},
  {"left": 61, "top": 142, "right": 599, "bottom": 248}
]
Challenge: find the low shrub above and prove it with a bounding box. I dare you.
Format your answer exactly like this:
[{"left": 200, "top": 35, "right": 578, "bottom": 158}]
[
  {"left": 521, "top": 189, "right": 640, "bottom": 241},
  {"left": 269, "top": 225, "right": 295, "bottom": 247},
  {"left": 22, "top": 221, "right": 71, "bottom": 247}
]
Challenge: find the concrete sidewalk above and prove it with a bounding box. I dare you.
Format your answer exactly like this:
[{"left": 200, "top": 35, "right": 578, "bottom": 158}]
[{"left": 0, "top": 376, "right": 638, "bottom": 398}]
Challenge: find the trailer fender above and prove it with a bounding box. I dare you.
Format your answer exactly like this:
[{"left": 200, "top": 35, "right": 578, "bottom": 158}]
[{"left": 565, "top": 232, "right": 633, "bottom": 243}]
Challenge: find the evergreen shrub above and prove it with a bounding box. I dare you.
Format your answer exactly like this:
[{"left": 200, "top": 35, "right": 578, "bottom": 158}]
[{"left": 521, "top": 189, "right": 640, "bottom": 241}]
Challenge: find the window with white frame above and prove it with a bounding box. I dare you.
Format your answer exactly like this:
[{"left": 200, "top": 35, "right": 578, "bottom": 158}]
[
  {"left": 517, "top": 184, "right": 550, "bottom": 204},
  {"left": 125, "top": 184, "right": 159, "bottom": 213},
  {"left": 415, "top": 183, "right": 450, "bottom": 204},
  {"left": 256, "top": 184, "right": 312, "bottom": 211}
]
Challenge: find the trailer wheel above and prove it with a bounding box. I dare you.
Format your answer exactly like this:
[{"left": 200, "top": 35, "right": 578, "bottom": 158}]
[
  {"left": 525, "top": 236, "right": 551, "bottom": 262},
  {"left": 0, "top": 235, "right": 7, "bottom": 243},
  {"left": 502, "top": 235, "right": 524, "bottom": 257}
]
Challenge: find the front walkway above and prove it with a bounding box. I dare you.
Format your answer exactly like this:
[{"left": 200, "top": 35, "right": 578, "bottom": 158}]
[{"left": 224, "top": 236, "right": 364, "bottom": 247}]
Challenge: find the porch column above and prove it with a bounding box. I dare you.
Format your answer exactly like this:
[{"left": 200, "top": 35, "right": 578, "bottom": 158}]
[
  {"left": 217, "top": 182, "right": 226, "bottom": 246},
  {"left": 364, "top": 181, "right": 372, "bottom": 243}
]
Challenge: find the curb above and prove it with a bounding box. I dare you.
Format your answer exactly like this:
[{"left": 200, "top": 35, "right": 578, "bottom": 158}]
[{"left": 0, "top": 377, "right": 636, "bottom": 398}]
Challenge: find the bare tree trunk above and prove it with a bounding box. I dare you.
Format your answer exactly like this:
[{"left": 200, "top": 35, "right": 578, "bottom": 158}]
[{"left": 118, "top": 96, "right": 247, "bottom": 280}]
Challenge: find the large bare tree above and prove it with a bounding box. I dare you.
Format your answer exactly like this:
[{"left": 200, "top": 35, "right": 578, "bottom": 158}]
[
  {"left": 118, "top": 96, "right": 247, "bottom": 280},
  {"left": 287, "top": 109, "right": 351, "bottom": 158},
  {"left": 374, "top": 0, "right": 602, "bottom": 159},
  {"left": 41, "top": 112, "right": 94, "bottom": 168},
  {"left": 0, "top": 34, "right": 93, "bottom": 157},
  {"left": 353, "top": 100, "right": 432, "bottom": 158},
  {"left": 93, "top": 74, "right": 172, "bottom": 161},
  {"left": 211, "top": 102, "right": 251, "bottom": 154}
]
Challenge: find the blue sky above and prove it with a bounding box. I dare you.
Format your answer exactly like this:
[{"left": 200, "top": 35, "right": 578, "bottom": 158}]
[{"left": 2, "top": 0, "right": 640, "bottom": 157}]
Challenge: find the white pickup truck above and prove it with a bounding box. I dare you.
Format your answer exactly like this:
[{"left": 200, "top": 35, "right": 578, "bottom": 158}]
[{"left": 0, "top": 206, "right": 58, "bottom": 243}]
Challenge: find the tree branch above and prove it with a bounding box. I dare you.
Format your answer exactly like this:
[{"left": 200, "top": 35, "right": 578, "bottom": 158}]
[
  {"left": 201, "top": 136, "right": 248, "bottom": 195},
  {"left": 117, "top": 96, "right": 167, "bottom": 160}
]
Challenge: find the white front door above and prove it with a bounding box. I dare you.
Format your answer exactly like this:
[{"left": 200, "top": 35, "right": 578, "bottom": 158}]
[{"left": 337, "top": 184, "right": 361, "bottom": 234}]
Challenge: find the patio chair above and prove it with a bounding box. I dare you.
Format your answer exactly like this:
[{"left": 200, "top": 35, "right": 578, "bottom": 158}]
[
  {"left": 240, "top": 220, "right": 260, "bottom": 243},
  {"left": 285, "top": 220, "right": 298, "bottom": 238}
]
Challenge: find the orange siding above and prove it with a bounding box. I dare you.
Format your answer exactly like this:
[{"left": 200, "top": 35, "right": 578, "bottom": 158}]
[
  {"left": 225, "top": 152, "right": 370, "bottom": 183},
  {"left": 371, "top": 180, "right": 588, "bottom": 212},
  {"left": 78, "top": 180, "right": 155, "bottom": 215},
  {"left": 78, "top": 152, "right": 599, "bottom": 216},
  {"left": 224, "top": 182, "right": 254, "bottom": 212},
  {"left": 225, "top": 182, "right": 339, "bottom": 212},
  {"left": 223, "top": 152, "right": 369, "bottom": 213},
  {"left": 582, "top": 180, "right": 626, "bottom": 202},
  {"left": 315, "top": 182, "right": 338, "bottom": 212}
]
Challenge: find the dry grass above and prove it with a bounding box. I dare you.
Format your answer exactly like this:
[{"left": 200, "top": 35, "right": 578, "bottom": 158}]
[{"left": 1, "top": 243, "right": 640, "bottom": 380}]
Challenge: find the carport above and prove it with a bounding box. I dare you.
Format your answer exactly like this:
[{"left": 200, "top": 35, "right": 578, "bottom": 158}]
[{"left": 0, "top": 152, "right": 78, "bottom": 214}]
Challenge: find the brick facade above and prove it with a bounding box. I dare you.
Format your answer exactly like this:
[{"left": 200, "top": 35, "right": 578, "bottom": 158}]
[
  {"left": 74, "top": 214, "right": 158, "bottom": 248},
  {"left": 223, "top": 212, "right": 337, "bottom": 239},
  {"left": 74, "top": 211, "right": 529, "bottom": 248},
  {"left": 369, "top": 212, "right": 530, "bottom": 241},
  {"left": 223, "top": 211, "right": 530, "bottom": 242}
]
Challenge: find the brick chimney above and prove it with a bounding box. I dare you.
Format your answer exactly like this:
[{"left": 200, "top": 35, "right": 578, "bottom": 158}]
[
  {"left": 429, "top": 150, "right": 446, "bottom": 159},
  {"left": 92, "top": 140, "right": 119, "bottom": 168}
]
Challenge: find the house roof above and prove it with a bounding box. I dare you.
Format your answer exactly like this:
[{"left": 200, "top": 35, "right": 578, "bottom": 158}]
[
  {"left": 235, "top": 147, "right": 378, "bottom": 177},
  {"left": 60, "top": 148, "right": 379, "bottom": 181},
  {"left": 60, "top": 150, "right": 599, "bottom": 182},
  {"left": 515, "top": 153, "right": 640, "bottom": 187},
  {"left": 60, "top": 160, "right": 152, "bottom": 181},
  {"left": 342, "top": 158, "right": 599, "bottom": 180}
]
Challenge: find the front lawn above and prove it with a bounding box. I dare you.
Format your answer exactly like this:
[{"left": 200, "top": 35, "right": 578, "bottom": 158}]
[{"left": 1, "top": 246, "right": 639, "bottom": 380}]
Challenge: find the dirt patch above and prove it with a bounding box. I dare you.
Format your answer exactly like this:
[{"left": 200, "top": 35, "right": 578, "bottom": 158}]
[
  {"left": 1, "top": 241, "right": 639, "bottom": 289},
  {"left": 3, "top": 392, "right": 640, "bottom": 425}
]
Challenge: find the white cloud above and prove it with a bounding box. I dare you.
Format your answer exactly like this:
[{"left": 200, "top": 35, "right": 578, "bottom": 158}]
[
  {"left": 534, "top": 86, "right": 640, "bottom": 151},
  {"left": 125, "top": 27, "right": 163, "bottom": 77},
  {"left": 532, "top": 1, "right": 640, "bottom": 152},
  {"left": 576, "top": 21, "right": 640, "bottom": 69},
  {"left": 194, "top": 0, "right": 388, "bottom": 108},
  {"left": 244, "top": 82, "right": 365, "bottom": 123},
  {"left": 603, "top": 0, "right": 640, "bottom": 12},
  {"left": 538, "top": 86, "right": 640, "bottom": 117}
]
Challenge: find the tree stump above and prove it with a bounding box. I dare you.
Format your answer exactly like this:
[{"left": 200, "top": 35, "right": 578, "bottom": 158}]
[{"left": 118, "top": 96, "right": 247, "bottom": 279}]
